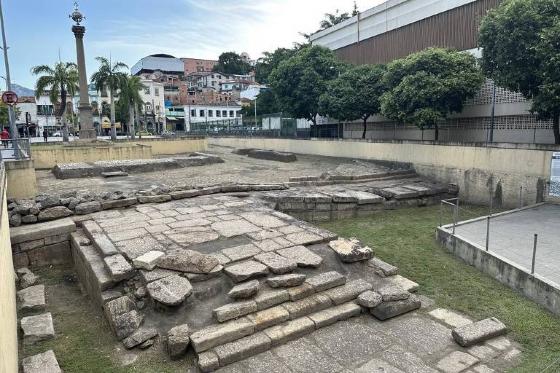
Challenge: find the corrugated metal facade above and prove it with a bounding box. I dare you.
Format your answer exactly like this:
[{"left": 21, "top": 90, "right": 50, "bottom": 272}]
[{"left": 335, "top": 0, "right": 502, "bottom": 65}]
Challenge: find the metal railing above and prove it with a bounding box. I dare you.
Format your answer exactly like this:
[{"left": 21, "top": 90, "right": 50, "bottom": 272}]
[{"left": 0, "top": 138, "right": 31, "bottom": 161}]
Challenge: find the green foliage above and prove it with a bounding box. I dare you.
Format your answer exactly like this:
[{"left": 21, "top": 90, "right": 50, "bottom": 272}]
[
  {"left": 269, "top": 46, "right": 344, "bottom": 124},
  {"left": 90, "top": 57, "right": 128, "bottom": 95},
  {"left": 31, "top": 62, "right": 78, "bottom": 118},
  {"left": 213, "top": 52, "right": 252, "bottom": 75},
  {"left": 479, "top": 0, "right": 560, "bottom": 143},
  {"left": 240, "top": 89, "right": 280, "bottom": 117},
  {"left": 255, "top": 48, "right": 298, "bottom": 85},
  {"left": 381, "top": 48, "right": 483, "bottom": 140},
  {"left": 320, "top": 9, "right": 351, "bottom": 30},
  {"left": 319, "top": 64, "right": 385, "bottom": 138}
]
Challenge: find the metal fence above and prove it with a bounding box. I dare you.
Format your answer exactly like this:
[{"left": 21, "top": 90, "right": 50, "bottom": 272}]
[{"left": 0, "top": 138, "right": 31, "bottom": 161}]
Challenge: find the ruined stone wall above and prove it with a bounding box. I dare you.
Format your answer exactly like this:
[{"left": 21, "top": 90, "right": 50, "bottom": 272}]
[
  {"left": 0, "top": 164, "right": 18, "bottom": 373},
  {"left": 210, "top": 138, "right": 555, "bottom": 208}
]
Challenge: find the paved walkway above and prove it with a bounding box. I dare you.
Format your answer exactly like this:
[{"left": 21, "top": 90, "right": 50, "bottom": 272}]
[{"left": 455, "top": 203, "right": 560, "bottom": 286}]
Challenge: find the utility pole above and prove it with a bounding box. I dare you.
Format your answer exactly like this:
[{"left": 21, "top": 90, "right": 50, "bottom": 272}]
[{"left": 0, "top": 0, "right": 20, "bottom": 159}]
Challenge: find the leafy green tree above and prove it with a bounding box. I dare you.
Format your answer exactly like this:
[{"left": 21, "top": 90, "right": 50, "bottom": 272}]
[
  {"left": 255, "top": 48, "right": 298, "bottom": 85},
  {"left": 91, "top": 57, "right": 128, "bottom": 140},
  {"left": 479, "top": 0, "right": 560, "bottom": 144},
  {"left": 320, "top": 9, "right": 350, "bottom": 30},
  {"left": 241, "top": 89, "right": 281, "bottom": 117},
  {"left": 0, "top": 102, "right": 20, "bottom": 130},
  {"left": 269, "top": 46, "right": 344, "bottom": 125},
  {"left": 213, "top": 52, "right": 252, "bottom": 75},
  {"left": 31, "top": 62, "right": 78, "bottom": 142},
  {"left": 119, "top": 75, "right": 145, "bottom": 139},
  {"left": 320, "top": 64, "right": 386, "bottom": 139},
  {"left": 381, "top": 48, "right": 483, "bottom": 141}
]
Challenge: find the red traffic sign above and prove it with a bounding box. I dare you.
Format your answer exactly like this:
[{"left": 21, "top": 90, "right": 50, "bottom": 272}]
[{"left": 2, "top": 91, "right": 18, "bottom": 106}]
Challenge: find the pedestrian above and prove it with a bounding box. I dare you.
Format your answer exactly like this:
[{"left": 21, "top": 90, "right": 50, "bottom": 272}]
[
  {"left": 0, "top": 128, "right": 9, "bottom": 148},
  {"left": 43, "top": 128, "right": 48, "bottom": 143}
]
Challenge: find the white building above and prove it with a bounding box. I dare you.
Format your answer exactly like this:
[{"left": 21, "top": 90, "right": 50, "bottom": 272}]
[
  {"left": 139, "top": 79, "right": 166, "bottom": 133},
  {"left": 184, "top": 103, "right": 242, "bottom": 131}
]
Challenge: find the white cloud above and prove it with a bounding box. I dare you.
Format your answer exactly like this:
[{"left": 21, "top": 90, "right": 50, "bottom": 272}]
[{"left": 94, "top": 0, "right": 384, "bottom": 64}]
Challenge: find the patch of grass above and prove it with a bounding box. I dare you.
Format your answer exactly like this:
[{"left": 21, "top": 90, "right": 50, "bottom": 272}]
[
  {"left": 319, "top": 206, "right": 560, "bottom": 373},
  {"left": 20, "top": 267, "right": 192, "bottom": 373}
]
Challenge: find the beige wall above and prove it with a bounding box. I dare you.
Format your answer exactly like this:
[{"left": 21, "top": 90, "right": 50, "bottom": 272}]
[
  {"left": 5, "top": 160, "right": 38, "bottom": 199},
  {"left": 0, "top": 165, "right": 18, "bottom": 373},
  {"left": 131, "top": 137, "right": 207, "bottom": 155},
  {"left": 31, "top": 143, "right": 153, "bottom": 169},
  {"left": 211, "top": 137, "right": 555, "bottom": 207}
]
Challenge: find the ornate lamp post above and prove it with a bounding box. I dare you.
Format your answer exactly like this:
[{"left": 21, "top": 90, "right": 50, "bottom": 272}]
[{"left": 70, "top": 2, "right": 96, "bottom": 140}]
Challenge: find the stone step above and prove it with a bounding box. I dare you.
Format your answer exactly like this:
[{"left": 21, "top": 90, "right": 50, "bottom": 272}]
[
  {"left": 71, "top": 230, "right": 115, "bottom": 309},
  {"left": 197, "top": 302, "right": 362, "bottom": 372},
  {"left": 213, "top": 271, "right": 349, "bottom": 323},
  {"left": 191, "top": 278, "right": 372, "bottom": 357}
]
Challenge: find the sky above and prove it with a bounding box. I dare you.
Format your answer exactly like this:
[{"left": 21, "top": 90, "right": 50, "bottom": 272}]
[{"left": 2, "top": 0, "right": 383, "bottom": 89}]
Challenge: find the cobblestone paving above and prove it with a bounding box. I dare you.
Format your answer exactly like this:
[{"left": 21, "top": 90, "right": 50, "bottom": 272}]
[{"left": 37, "top": 145, "right": 392, "bottom": 195}]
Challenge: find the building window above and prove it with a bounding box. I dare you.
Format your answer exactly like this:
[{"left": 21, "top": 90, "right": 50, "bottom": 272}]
[
  {"left": 208, "top": 110, "right": 213, "bottom": 117},
  {"left": 229, "top": 110, "right": 234, "bottom": 117},
  {"left": 145, "top": 87, "right": 150, "bottom": 94},
  {"left": 216, "top": 110, "right": 221, "bottom": 117},
  {"left": 200, "top": 109, "right": 205, "bottom": 117},
  {"left": 155, "top": 88, "right": 159, "bottom": 96},
  {"left": 222, "top": 110, "right": 227, "bottom": 117},
  {"left": 191, "top": 109, "right": 196, "bottom": 117},
  {"left": 236, "top": 111, "right": 241, "bottom": 117}
]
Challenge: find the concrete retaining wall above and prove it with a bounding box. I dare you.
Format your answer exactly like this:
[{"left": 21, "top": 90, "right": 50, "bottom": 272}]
[
  {"left": 211, "top": 137, "right": 555, "bottom": 208},
  {"left": 5, "top": 159, "right": 38, "bottom": 199},
  {"left": 128, "top": 137, "right": 207, "bottom": 155},
  {"left": 0, "top": 164, "right": 18, "bottom": 373},
  {"left": 436, "top": 228, "right": 560, "bottom": 316}
]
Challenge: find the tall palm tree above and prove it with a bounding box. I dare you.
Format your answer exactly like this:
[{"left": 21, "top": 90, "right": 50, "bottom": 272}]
[
  {"left": 31, "top": 62, "right": 78, "bottom": 142},
  {"left": 91, "top": 57, "right": 128, "bottom": 140},
  {"left": 119, "top": 75, "right": 145, "bottom": 139}
]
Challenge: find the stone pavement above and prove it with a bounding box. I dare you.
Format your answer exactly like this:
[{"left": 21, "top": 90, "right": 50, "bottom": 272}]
[{"left": 454, "top": 203, "right": 560, "bottom": 286}]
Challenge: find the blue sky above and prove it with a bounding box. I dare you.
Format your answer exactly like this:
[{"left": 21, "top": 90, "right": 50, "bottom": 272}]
[{"left": 2, "top": 0, "right": 380, "bottom": 89}]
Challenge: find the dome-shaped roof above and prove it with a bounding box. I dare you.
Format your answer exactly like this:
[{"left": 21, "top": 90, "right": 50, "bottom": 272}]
[{"left": 150, "top": 54, "right": 176, "bottom": 58}]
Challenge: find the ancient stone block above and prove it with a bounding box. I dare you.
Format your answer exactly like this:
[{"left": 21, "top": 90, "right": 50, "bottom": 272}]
[
  {"left": 75, "top": 201, "right": 102, "bottom": 215},
  {"left": 21, "top": 350, "right": 61, "bottom": 373},
  {"left": 323, "top": 279, "right": 373, "bottom": 305},
  {"left": 21, "top": 313, "right": 55, "bottom": 345},
  {"left": 305, "top": 271, "right": 346, "bottom": 292},
  {"left": 167, "top": 324, "right": 190, "bottom": 359},
  {"left": 198, "top": 351, "right": 220, "bottom": 372},
  {"left": 122, "top": 327, "right": 158, "bottom": 349},
  {"left": 137, "top": 195, "right": 172, "bottom": 204},
  {"left": 211, "top": 219, "right": 261, "bottom": 237},
  {"left": 283, "top": 294, "right": 332, "bottom": 320},
  {"left": 308, "top": 302, "right": 362, "bottom": 328},
  {"left": 368, "top": 257, "right": 398, "bottom": 277},
  {"left": 386, "top": 275, "right": 419, "bottom": 293},
  {"left": 370, "top": 296, "right": 421, "bottom": 321},
  {"left": 328, "top": 238, "right": 374, "bottom": 263},
  {"left": 254, "top": 252, "right": 297, "bottom": 274},
  {"left": 247, "top": 306, "right": 290, "bottom": 331},
  {"left": 224, "top": 260, "right": 269, "bottom": 283},
  {"left": 452, "top": 318, "right": 507, "bottom": 347},
  {"left": 222, "top": 244, "right": 261, "bottom": 262},
  {"left": 104, "top": 254, "right": 135, "bottom": 282},
  {"left": 254, "top": 289, "right": 290, "bottom": 310},
  {"left": 17, "top": 284, "right": 46, "bottom": 311},
  {"left": 436, "top": 351, "right": 479, "bottom": 373},
  {"left": 228, "top": 280, "right": 260, "bottom": 300},
  {"left": 287, "top": 283, "right": 315, "bottom": 301},
  {"left": 215, "top": 332, "right": 272, "bottom": 366},
  {"left": 276, "top": 246, "right": 323, "bottom": 268},
  {"left": 147, "top": 274, "right": 193, "bottom": 306},
  {"left": 38, "top": 206, "right": 73, "bottom": 221},
  {"left": 113, "top": 310, "right": 143, "bottom": 340},
  {"left": 263, "top": 316, "right": 315, "bottom": 346},
  {"left": 191, "top": 317, "right": 254, "bottom": 353},
  {"left": 378, "top": 284, "right": 411, "bottom": 302},
  {"left": 10, "top": 218, "right": 76, "bottom": 244},
  {"left": 267, "top": 273, "right": 306, "bottom": 288},
  {"left": 133, "top": 250, "right": 165, "bottom": 270},
  {"left": 213, "top": 300, "right": 258, "bottom": 322},
  {"left": 158, "top": 249, "right": 220, "bottom": 274},
  {"left": 284, "top": 231, "right": 324, "bottom": 246},
  {"left": 101, "top": 198, "right": 138, "bottom": 210},
  {"left": 357, "top": 290, "right": 382, "bottom": 308}
]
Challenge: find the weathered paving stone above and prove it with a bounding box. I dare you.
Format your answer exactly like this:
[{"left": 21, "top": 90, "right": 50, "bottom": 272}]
[
  {"left": 209, "top": 253, "right": 231, "bottom": 266},
  {"left": 11, "top": 217, "right": 76, "bottom": 244},
  {"left": 91, "top": 234, "right": 119, "bottom": 257},
  {"left": 305, "top": 271, "right": 346, "bottom": 292},
  {"left": 104, "top": 254, "right": 135, "bottom": 282},
  {"left": 167, "top": 324, "right": 190, "bottom": 359},
  {"left": 267, "top": 273, "right": 306, "bottom": 288},
  {"left": 284, "top": 231, "right": 324, "bottom": 246},
  {"left": 213, "top": 300, "right": 258, "bottom": 322},
  {"left": 386, "top": 275, "right": 419, "bottom": 293},
  {"left": 170, "top": 189, "right": 201, "bottom": 200},
  {"left": 186, "top": 264, "right": 223, "bottom": 282},
  {"left": 467, "top": 345, "right": 499, "bottom": 360},
  {"left": 254, "top": 252, "right": 297, "bottom": 274},
  {"left": 103, "top": 296, "right": 143, "bottom": 340},
  {"left": 21, "top": 313, "right": 55, "bottom": 345},
  {"left": 75, "top": 201, "right": 102, "bottom": 215},
  {"left": 324, "top": 279, "right": 373, "bottom": 305},
  {"left": 370, "top": 295, "right": 421, "bottom": 321},
  {"left": 138, "top": 195, "right": 172, "bottom": 203},
  {"left": 368, "top": 257, "right": 398, "bottom": 277},
  {"left": 357, "top": 290, "right": 383, "bottom": 308},
  {"left": 101, "top": 197, "right": 138, "bottom": 210},
  {"left": 198, "top": 350, "right": 220, "bottom": 372},
  {"left": 158, "top": 249, "right": 220, "bottom": 274},
  {"left": 263, "top": 316, "right": 315, "bottom": 346},
  {"left": 255, "top": 289, "right": 290, "bottom": 310},
  {"left": 222, "top": 243, "right": 262, "bottom": 262},
  {"left": 122, "top": 327, "right": 158, "bottom": 349},
  {"left": 214, "top": 332, "right": 272, "bottom": 366},
  {"left": 228, "top": 280, "right": 260, "bottom": 300},
  {"left": 147, "top": 274, "right": 193, "bottom": 306},
  {"left": 287, "top": 283, "right": 315, "bottom": 301},
  {"left": 485, "top": 336, "right": 511, "bottom": 351},
  {"left": 452, "top": 317, "right": 507, "bottom": 347},
  {"left": 17, "top": 268, "right": 38, "bottom": 289},
  {"left": 211, "top": 219, "right": 261, "bottom": 237},
  {"left": 21, "top": 350, "right": 62, "bottom": 373},
  {"left": 308, "top": 302, "right": 362, "bottom": 328},
  {"left": 284, "top": 293, "right": 332, "bottom": 320},
  {"left": 429, "top": 308, "right": 472, "bottom": 328},
  {"left": 140, "top": 268, "right": 178, "bottom": 283},
  {"left": 276, "top": 246, "right": 323, "bottom": 268},
  {"left": 116, "top": 235, "right": 166, "bottom": 260},
  {"left": 355, "top": 358, "right": 405, "bottom": 373},
  {"left": 191, "top": 317, "right": 254, "bottom": 353},
  {"left": 38, "top": 206, "right": 73, "bottom": 221},
  {"left": 345, "top": 190, "right": 384, "bottom": 205},
  {"left": 436, "top": 351, "right": 479, "bottom": 373},
  {"left": 328, "top": 238, "right": 374, "bottom": 263},
  {"left": 247, "top": 306, "right": 290, "bottom": 331},
  {"left": 378, "top": 284, "right": 411, "bottom": 301},
  {"left": 17, "top": 284, "right": 46, "bottom": 311},
  {"left": 133, "top": 250, "right": 165, "bottom": 270},
  {"left": 224, "top": 260, "right": 269, "bottom": 283}
]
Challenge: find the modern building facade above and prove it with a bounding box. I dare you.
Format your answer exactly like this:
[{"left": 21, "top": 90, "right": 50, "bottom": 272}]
[{"left": 309, "top": 0, "right": 554, "bottom": 144}]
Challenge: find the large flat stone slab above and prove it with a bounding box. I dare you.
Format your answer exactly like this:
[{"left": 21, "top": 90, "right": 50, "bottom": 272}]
[
  {"left": 147, "top": 274, "right": 193, "bottom": 306},
  {"left": 17, "top": 285, "right": 46, "bottom": 311},
  {"left": 254, "top": 252, "right": 297, "bottom": 274},
  {"left": 21, "top": 313, "right": 55, "bottom": 345},
  {"left": 104, "top": 254, "right": 135, "bottom": 282},
  {"left": 224, "top": 260, "right": 269, "bottom": 283},
  {"left": 212, "top": 220, "right": 261, "bottom": 238},
  {"left": 191, "top": 317, "right": 254, "bottom": 353},
  {"left": 328, "top": 238, "right": 373, "bottom": 263},
  {"left": 370, "top": 296, "right": 421, "bottom": 320},
  {"left": 21, "top": 350, "right": 62, "bottom": 373},
  {"left": 452, "top": 318, "right": 507, "bottom": 347},
  {"left": 228, "top": 280, "right": 260, "bottom": 300},
  {"left": 11, "top": 218, "right": 76, "bottom": 244},
  {"left": 276, "top": 246, "right": 323, "bottom": 268},
  {"left": 157, "top": 249, "right": 220, "bottom": 274}
]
